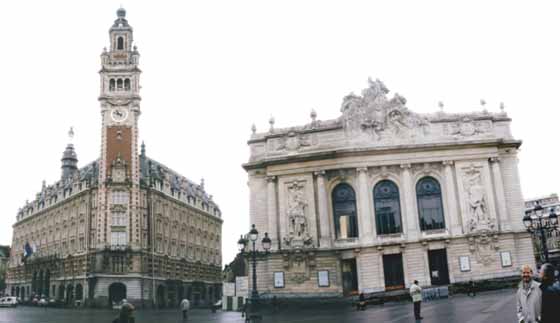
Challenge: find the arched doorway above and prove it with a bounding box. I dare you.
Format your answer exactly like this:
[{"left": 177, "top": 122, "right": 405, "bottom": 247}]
[
  {"left": 75, "top": 284, "right": 83, "bottom": 302},
  {"left": 45, "top": 271, "right": 51, "bottom": 298},
  {"left": 21, "top": 287, "right": 26, "bottom": 300},
  {"left": 11, "top": 287, "right": 15, "bottom": 297},
  {"left": 32, "top": 272, "right": 37, "bottom": 296},
  {"left": 15, "top": 286, "right": 19, "bottom": 298},
  {"left": 38, "top": 270, "right": 44, "bottom": 296},
  {"left": 178, "top": 285, "right": 184, "bottom": 305},
  {"left": 66, "top": 284, "right": 74, "bottom": 305},
  {"left": 58, "top": 285, "right": 65, "bottom": 301},
  {"left": 108, "top": 283, "right": 127, "bottom": 308},
  {"left": 156, "top": 285, "right": 166, "bottom": 308}
]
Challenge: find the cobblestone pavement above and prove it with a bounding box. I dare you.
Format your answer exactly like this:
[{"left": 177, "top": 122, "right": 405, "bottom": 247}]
[{"left": 0, "top": 289, "right": 517, "bottom": 323}]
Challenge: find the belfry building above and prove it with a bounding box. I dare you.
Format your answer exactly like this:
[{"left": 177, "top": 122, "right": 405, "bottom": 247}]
[
  {"left": 6, "top": 9, "right": 223, "bottom": 307},
  {"left": 244, "top": 78, "right": 534, "bottom": 297}
]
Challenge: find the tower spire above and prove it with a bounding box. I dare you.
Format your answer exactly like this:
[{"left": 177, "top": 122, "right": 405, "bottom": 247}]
[{"left": 61, "top": 127, "right": 78, "bottom": 181}]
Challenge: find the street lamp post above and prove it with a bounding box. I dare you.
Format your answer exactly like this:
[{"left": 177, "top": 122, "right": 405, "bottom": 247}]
[
  {"left": 523, "top": 202, "right": 559, "bottom": 263},
  {"left": 238, "top": 224, "right": 272, "bottom": 322}
]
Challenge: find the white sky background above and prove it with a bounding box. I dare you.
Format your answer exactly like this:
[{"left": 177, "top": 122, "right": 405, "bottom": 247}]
[{"left": 0, "top": 0, "right": 558, "bottom": 265}]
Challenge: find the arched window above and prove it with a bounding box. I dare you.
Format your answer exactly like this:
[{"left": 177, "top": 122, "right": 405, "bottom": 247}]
[
  {"left": 124, "top": 79, "right": 131, "bottom": 90},
  {"left": 109, "top": 79, "right": 115, "bottom": 91},
  {"left": 416, "top": 177, "right": 445, "bottom": 231},
  {"left": 374, "top": 180, "right": 402, "bottom": 235},
  {"left": 117, "top": 79, "right": 123, "bottom": 90},
  {"left": 332, "top": 183, "right": 358, "bottom": 239},
  {"left": 117, "top": 36, "right": 124, "bottom": 50}
]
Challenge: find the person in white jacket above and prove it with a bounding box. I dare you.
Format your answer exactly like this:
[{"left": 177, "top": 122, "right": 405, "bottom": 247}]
[
  {"left": 409, "top": 280, "right": 423, "bottom": 320},
  {"left": 516, "top": 264, "right": 541, "bottom": 323},
  {"left": 180, "top": 298, "right": 190, "bottom": 322}
]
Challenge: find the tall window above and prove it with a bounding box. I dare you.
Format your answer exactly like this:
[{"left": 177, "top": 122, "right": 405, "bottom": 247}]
[
  {"left": 332, "top": 183, "right": 359, "bottom": 239},
  {"left": 111, "top": 231, "right": 127, "bottom": 246},
  {"left": 374, "top": 180, "right": 402, "bottom": 235},
  {"left": 111, "top": 191, "right": 129, "bottom": 205},
  {"left": 416, "top": 177, "right": 446, "bottom": 231},
  {"left": 117, "top": 36, "right": 124, "bottom": 50},
  {"left": 111, "top": 212, "right": 127, "bottom": 226}
]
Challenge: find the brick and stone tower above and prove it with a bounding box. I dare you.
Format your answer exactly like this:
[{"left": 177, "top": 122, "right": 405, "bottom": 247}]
[{"left": 97, "top": 7, "right": 142, "bottom": 250}]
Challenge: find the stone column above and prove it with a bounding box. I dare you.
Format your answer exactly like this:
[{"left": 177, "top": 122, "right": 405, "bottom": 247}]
[
  {"left": 357, "top": 167, "right": 374, "bottom": 243},
  {"left": 315, "top": 171, "right": 331, "bottom": 248},
  {"left": 400, "top": 164, "right": 418, "bottom": 240},
  {"left": 490, "top": 157, "right": 510, "bottom": 231},
  {"left": 266, "top": 176, "right": 279, "bottom": 250},
  {"left": 443, "top": 160, "right": 462, "bottom": 236}
]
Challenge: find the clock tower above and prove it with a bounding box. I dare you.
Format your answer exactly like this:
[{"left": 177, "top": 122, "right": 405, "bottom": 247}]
[{"left": 97, "top": 7, "right": 142, "bottom": 249}]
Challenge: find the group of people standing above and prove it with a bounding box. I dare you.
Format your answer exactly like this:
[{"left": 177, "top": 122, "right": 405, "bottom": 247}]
[
  {"left": 409, "top": 262, "right": 560, "bottom": 322},
  {"left": 517, "top": 263, "right": 560, "bottom": 323}
]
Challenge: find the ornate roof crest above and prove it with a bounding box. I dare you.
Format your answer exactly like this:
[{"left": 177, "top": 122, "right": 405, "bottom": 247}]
[{"left": 341, "top": 78, "right": 429, "bottom": 142}]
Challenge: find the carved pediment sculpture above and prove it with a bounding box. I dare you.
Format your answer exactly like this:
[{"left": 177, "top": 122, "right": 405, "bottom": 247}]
[
  {"left": 467, "top": 230, "right": 499, "bottom": 266},
  {"left": 341, "top": 78, "right": 429, "bottom": 142},
  {"left": 276, "top": 131, "right": 312, "bottom": 152}
]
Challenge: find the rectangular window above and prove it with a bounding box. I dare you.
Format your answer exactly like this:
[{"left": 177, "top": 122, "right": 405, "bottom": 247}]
[
  {"left": 111, "top": 212, "right": 127, "bottom": 226},
  {"left": 110, "top": 231, "right": 127, "bottom": 246},
  {"left": 111, "top": 191, "right": 129, "bottom": 205}
]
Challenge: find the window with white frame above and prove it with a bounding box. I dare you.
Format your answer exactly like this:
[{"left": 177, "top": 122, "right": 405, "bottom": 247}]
[
  {"left": 111, "top": 231, "right": 127, "bottom": 246},
  {"left": 112, "top": 212, "right": 127, "bottom": 226},
  {"left": 111, "top": 191, "right": 129, "bottom": 205}
]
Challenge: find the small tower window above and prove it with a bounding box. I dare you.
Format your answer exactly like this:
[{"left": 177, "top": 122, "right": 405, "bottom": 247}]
[
  {"left": 117, "top": 36, "right": 124, "bottom": 50},
  {"left": 124, "top": 79, "right": 131, "bottom": 91},
  {"left": 109, "top": 79, "right": 115, "bottom": 91},
  {"left": 117, "top": 79, "right": 123, "bottom": 90}
]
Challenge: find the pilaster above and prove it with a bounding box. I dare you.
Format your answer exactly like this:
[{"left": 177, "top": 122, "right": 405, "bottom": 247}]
[
  {"left": 400, "top": 164, "right": 418, "bottom": 240},
  {"left": 266, "top": 176, "right": 279, "bottom": 250},
  {"left": 490, "top": 157, "right": 510, "bottom": 231},
  {"left": 443, "top": 160, "right": 462, "bottom": 236},
  {"left": 357, "top": 167, "right": 374, "bottom": 243},
  {"left": 315, "top": 171, "right": 331, "bottom": 248}
]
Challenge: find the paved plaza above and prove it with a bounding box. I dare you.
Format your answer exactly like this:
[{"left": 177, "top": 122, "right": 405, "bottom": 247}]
[{"left": 0, "top": 289, "right": 517, "bottom": 323}]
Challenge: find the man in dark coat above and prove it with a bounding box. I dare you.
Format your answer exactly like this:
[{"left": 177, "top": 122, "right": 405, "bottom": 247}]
[{"left": 539, "top": 263, "right": 560, "bottom": 323}]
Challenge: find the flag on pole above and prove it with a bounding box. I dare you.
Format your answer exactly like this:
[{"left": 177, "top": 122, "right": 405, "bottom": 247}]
[{"left": 22, "top": 242, "right": 33, "bottom": 263}]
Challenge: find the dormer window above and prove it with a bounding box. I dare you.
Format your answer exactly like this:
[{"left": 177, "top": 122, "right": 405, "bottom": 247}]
[{"left": 117, "top": 36, "right": 124, "bottom": 50}]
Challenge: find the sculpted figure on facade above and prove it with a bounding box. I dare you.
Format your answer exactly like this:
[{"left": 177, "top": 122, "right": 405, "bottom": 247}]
[
  {"left": 462, "top": 165, "right": 494, "bottom": 232},
  {"left": 283, "top": 181, "right": 313, "bottom": 248}
]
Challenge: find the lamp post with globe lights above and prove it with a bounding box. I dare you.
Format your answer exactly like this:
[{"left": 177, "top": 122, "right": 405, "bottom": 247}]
[
  {"left": 523, "top": 202, "right": 559, "bottom": 263},
  {"left": 238, "top": 224, "right": 272, "bottom": 321}
]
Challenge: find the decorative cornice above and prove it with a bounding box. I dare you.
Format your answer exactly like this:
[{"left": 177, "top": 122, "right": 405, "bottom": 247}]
[
  {"left": 442, "top": 160, "right": 454, "bottom": 166},
  {"left": 313, "top": 170, "right": 326, "bottom": 177},
  {"left": 356, "top": 167, "right": 368, "bottom": 174}
]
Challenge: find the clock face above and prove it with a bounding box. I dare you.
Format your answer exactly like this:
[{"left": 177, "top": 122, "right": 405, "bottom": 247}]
[{"left": 111, "top": 108, "right": 128, "bottom": 123}]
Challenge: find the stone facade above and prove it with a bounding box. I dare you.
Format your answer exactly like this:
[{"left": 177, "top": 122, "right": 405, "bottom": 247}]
[
  {"left": 243, "top": 78, "right": 534, "bottom": 298},
  {"left": 5, "top": 9, "right": 222, "bottom": 308}
]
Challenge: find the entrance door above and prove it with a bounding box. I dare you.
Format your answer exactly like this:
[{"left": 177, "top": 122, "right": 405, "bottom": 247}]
[
  {"left": 108, "top": 283, "right": 126, "bottom": 308},
  {"left": 383, "top": 254, "right": 405, "bottom": 291},
  {"left": 428, "top": 249, "right": 450, "bottom": 285},
  {"left": 341, "top": 259, "right": 358, "bottom": 296}
]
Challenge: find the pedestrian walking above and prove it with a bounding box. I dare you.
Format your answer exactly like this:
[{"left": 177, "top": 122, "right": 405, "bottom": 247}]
[
  {"left": 516, "top": 264, "right": 541, "bottom": 323},
  {"left": 539, "top": 263, "right": 560, "bottom": 323},
  {"left": 180, "top": 298, "right": 190, "bottom": 322},
  {"left": 409, "top": 280, "right": 423, "bottom": 320},
  {"left": 356, "top": 293, "right": 366, "bottom": 311},
  {"left": 467, "top": 280, "right": 476, "bottom": 297},
  {"left": 112, "top": 299, "right": 135, "bottom": 323}
]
